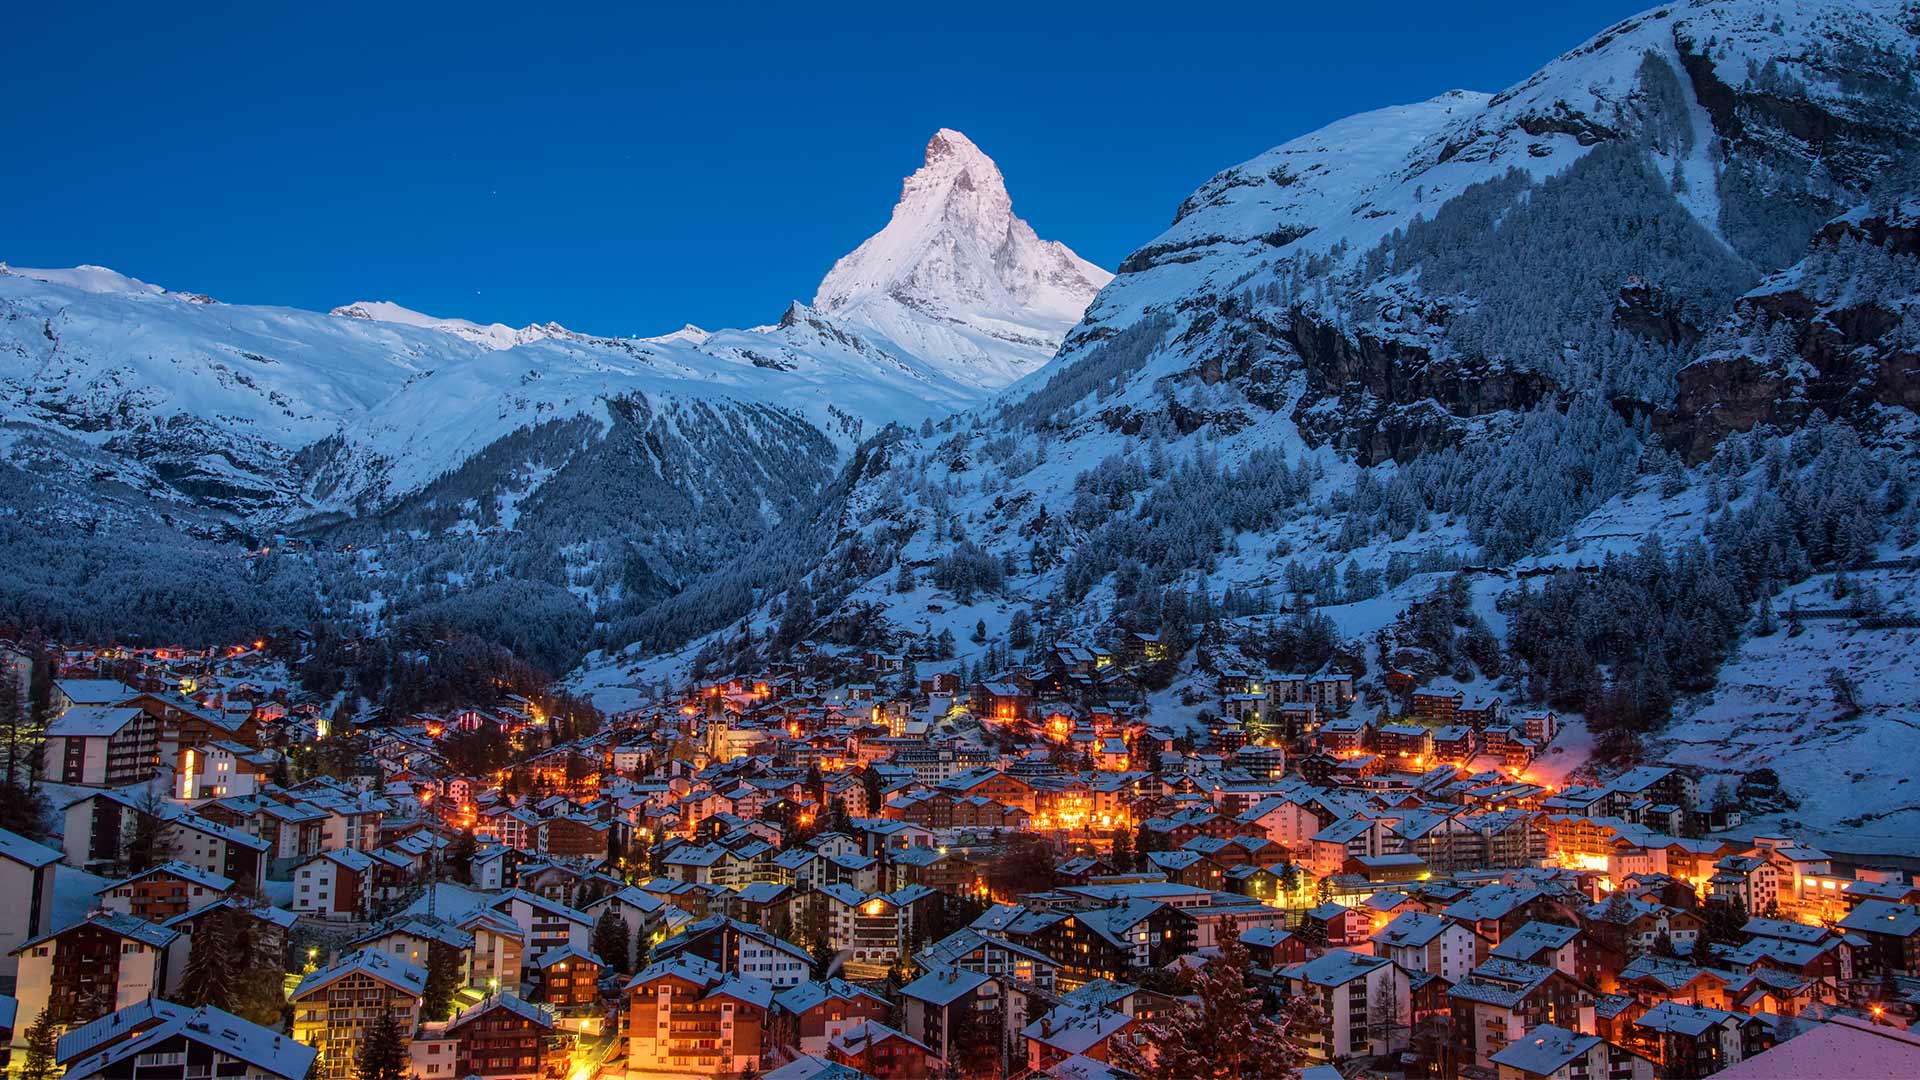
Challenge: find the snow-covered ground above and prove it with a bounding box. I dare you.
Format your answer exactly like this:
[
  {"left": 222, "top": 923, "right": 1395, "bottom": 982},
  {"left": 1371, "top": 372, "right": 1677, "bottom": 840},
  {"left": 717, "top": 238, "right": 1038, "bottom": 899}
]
[{"left": 1657, "top": 565, "right": 1920, "bottom": 859}]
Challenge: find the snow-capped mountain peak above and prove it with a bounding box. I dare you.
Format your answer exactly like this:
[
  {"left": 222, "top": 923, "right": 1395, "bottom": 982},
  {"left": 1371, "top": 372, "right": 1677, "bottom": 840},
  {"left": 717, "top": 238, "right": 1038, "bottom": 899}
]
[
  {"left": 812, "top": 128, "right": 1112, "bottom": 390},
  {"left": 330, "top": 299, "right": 567, "bottom": 350}
]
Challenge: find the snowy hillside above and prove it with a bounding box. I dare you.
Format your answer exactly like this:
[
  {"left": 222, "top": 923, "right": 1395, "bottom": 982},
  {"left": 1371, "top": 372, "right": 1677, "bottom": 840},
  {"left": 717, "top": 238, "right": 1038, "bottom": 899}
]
[
  {"left": 0, "top": 131, "right": 1107, "bottom": 658},
  {"left": 1657, "top": 563, "right": 1920, "bottom": 859}
]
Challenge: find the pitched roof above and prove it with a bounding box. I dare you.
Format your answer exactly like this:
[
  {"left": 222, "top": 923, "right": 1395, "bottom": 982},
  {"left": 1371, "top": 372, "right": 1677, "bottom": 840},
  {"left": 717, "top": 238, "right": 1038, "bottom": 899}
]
[
  {"left": 56, "top": 999, "right": 190, "bottom": 1064},
  {"left": 63, "top": 1006, "right": 314, "bottom": 1080},
  {"left": 899, "top": 966, "right": 991, "bottom": 1007},
  {"left": 0, "top": 826, "right": 62, "bottom": 869},
  {"left": 448, "top": 994, "right": 553, "bottom": 1032},
  {"left": 292, "top": 948, "right": 427, "bottom": 999},
  {"left": 1839, "top": 900, "right": 1920, "bottom": 938},
  {"left": 99, "top": 859, "right": 233, "bottom": 894},
  {"left": 45, "top": 705, "right": 143, "bottom": 737},
  {"left": 1489, "top": 1024, "right": 1603, "bottom": 1076},
  {"left": 1715, "top": 1015, "right": 1920, "bottom": 1079},
  {"left": 776, "top": 977, "right": 889, "bottom": 1015},
  {"left": 1280, "top": 950, "right": 1391, "bottom": 988},
  {"left": 1373, "top": 911, "right": 1457, "bottom": 949}
]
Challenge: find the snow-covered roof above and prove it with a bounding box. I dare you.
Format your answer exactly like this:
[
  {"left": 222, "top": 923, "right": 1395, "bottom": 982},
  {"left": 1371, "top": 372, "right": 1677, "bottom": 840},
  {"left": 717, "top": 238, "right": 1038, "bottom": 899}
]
[
  {"left": 63, "top": 1005, "right": 314, "bottom": 1080},
  {"left": 1716, "top": 1015, "right": 1920, "bottom": 1078}
]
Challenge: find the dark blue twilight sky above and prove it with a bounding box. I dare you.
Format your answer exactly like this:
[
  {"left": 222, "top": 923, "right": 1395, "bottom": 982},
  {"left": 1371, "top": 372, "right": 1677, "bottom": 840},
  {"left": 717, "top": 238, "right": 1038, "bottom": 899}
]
[{"left": 2, "top": 1, "right": 1649, "bottom": 338}]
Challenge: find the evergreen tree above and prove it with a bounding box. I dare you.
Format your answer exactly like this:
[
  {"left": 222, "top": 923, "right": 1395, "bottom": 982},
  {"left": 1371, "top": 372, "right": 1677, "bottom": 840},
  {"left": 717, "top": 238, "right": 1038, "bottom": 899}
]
[
  {"left": 177, "top": 905, "right": 242, "bottom": 1013},
  {"left": 233, "top": 907, "right": 288, "bottom": 1027},
  {"left": 19, "top": 1009, "right": 58, "bottom": 1080},
  {"left": 1702, "top": 897, "right": 1751, "bottom": 949},
  {"left": 826, "top": 797, "right": 854, "bottom": 835},
  {"left": 0, "top": 779, "right": 50, "bottom": 842},
  {"left": 592, "top": 909, "right": 632, "bottom": 974},
  {"left": 422, "top": 940, "right": 463, "bottom": 1021},
  {"left": 945, "top": 999, "right": 1004, "bottom": 1079},
  {"left": 356, "top": 1011, "right": 409, "bottom": 1080},
  {"left": 1007, "top": 609, "right": 1033, "bottom": 651},
  {"left": 446, "top": 830, "right": 477, "bottom": 885},
  {"left": 1110, "top": 931, "right": 1321, "bottom": 1079},
  {"left": 0, "top": 668, "right": 24, "bottom": 785}
]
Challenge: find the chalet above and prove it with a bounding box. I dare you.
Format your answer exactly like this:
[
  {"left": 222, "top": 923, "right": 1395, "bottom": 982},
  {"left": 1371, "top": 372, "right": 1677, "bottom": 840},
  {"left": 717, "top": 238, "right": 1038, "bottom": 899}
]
[
  {"left": 456, "top": 909, "right": 528, "bottom": 991},
  {"left": 1049, "top": 900, "right": 1195, "bottom": 986},
  {"left": 96, "top": 861, "right": 233, "bottom": 922},
  {"left": 623, "top": 953, "right": 772, "bottom": 1076},
  {"left": 1623, "top": 1001, "right": 1756, "bottom": 1078},
  {"left": 1304, "top": 902, "right": 1371, "bottom": 948},
  {"left": 488, "top": 891, "right": 594, "bottom": 956},
  {"left": 915, "top": 927, "right": 1060, "bottom": 991},
  {"left": 1021, "top": 1000, "right": 1137, "bottom": 1075},
  {"left": 774, "top": 978, "right": 893, "bottom": 1057},
  {"left": 1838, "top": 900, "right": 1920, "bottom": 974},
  {"left": 1376, "top": 724, "right": 1434, "bottom": 761},
  {"left": 532, "top": 946, "right": 600, "bottom": 1009},
  {"left": 971, "top": 682, "right": 1034, "bottom": 723},
  {"left": 1449, "top": 958, "right": 1596, "bottom": 1070},
  {"left": 817, "top": 884, "right": 905, "bottom": 965},
  {"left": 349, "top": 913, "right": 475, "bottom": 972},
  {"left": 1457, "top": 698, "right": 1504, "bottom": 729},
  {"left": 42, "top": 706, "right": 156, "bottom": 786},
  {"left": 62, "top": 1004, "right": 316, "bottom": 1080},
  {"left": 291, "top": 950, "right": 427, "bottom": 1080},
  {"left": 1433, "top": 725, "right": 1479, "bottom": 762},
  {"left": 1319, "top": 716, "right": 1370, "bottom": 755},
  {"left": 652, "top": 915, "right": 811, "bottom": 989},
  {"left": 1489, "top": 1024, "right": 1654, "bottom": 1080},
  {"left": 12, "top": 912, "right": 182, "bottom": 1034},
  {"left": 828, "top": 1019, "right": 938, "bottom": 1079},
  {"left": 446, "top": 994, "right": 555, "bottom": 1080},
  {"left": 896, "top": 967, "right": 995, "bottom": 1064},
  {"left": 1373, "top": 911, "right": 1487, "bottom": 983},
  {"left": 1237, "top": 925, "right": 1308, "bottom": 971},
  {"left": 177, "top": 740, "right": 277, "bottom": 799},
  {"left": 1441, "top": 884, "right": 1581, "bottom": 947},
  {"left": 1411, "top": 688, "right": 1464, "bottom": 724}
]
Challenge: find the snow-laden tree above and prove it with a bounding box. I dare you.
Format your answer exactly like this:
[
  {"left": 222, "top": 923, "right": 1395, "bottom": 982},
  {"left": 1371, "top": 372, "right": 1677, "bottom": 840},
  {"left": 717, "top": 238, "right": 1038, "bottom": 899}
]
[{"left": 1110, "top": 929, "right": 1323, "bottom": 1080}]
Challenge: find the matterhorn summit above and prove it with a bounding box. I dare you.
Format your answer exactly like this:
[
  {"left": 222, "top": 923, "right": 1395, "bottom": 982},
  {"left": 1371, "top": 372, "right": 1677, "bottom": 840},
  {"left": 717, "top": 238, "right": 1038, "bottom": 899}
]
[{"left": 813, "top": 128, "right": 1111, "bottom": 390}]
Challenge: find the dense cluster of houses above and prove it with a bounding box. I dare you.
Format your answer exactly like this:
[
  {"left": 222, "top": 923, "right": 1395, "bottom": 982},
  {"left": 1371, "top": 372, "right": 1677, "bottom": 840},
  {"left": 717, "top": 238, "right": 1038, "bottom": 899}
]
[{"left": 0, "top": 632, "right": 1915, "bottom": 1080}]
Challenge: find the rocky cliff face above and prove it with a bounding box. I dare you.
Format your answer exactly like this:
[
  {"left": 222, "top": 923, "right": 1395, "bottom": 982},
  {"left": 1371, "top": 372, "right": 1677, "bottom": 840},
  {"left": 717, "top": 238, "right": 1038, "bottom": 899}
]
[
  {"left": 1282, "top": 309, "right": 1557, "bottom": 465},
  {"left": 1660, "top": 199, "right": 1920, "bottom": 460}
]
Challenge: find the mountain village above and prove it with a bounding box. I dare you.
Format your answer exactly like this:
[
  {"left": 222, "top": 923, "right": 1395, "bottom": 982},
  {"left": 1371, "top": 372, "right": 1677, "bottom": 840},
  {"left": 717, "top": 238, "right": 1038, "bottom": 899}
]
[
  {"left": 0, "top": 622, "right": 1915, "bottom": 1080},
  {"left": 6, "top": 0, "right": 1920, "bottom": 1077}
]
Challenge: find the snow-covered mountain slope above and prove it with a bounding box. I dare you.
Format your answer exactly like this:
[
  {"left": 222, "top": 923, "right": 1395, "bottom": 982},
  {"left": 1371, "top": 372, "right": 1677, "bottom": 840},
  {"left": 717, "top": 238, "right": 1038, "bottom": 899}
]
[
  {"left": 583, "top": 0, "right": 1920, "bottom": 836},
  {"left": 1656, "top": 562, "right": 1920, "bottom": 859},
  {"left": 0, "top": 129, "right": 1107, "bottom": 528},
  {"left": 815, "top": 129, "right": 1112, "bottom": 391}
]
